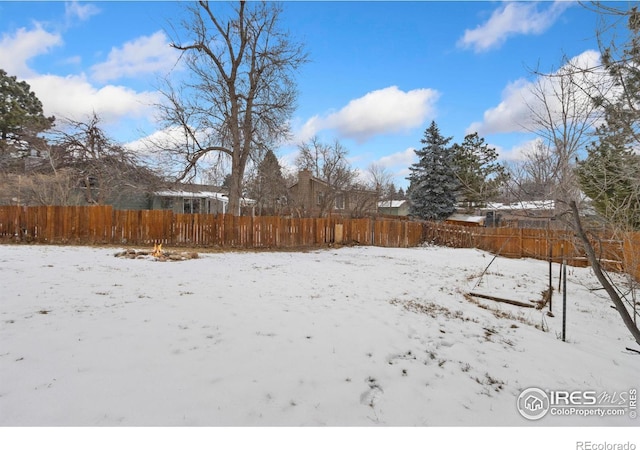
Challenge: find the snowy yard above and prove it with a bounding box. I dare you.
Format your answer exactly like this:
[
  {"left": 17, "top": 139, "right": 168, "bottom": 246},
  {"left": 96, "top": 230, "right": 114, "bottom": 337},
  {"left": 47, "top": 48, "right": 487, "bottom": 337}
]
[{"left": 0, "top": 243, "right": 638, "bottom": 429}]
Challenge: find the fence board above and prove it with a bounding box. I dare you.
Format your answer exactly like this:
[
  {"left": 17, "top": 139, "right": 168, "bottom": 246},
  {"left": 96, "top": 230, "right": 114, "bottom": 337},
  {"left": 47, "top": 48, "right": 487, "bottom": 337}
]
[
  {"left": 423, "top": 221, "right": 640, "bottom": 281},
  {"left": 9, "top": 206, "right": 637, "bottom": 278}
]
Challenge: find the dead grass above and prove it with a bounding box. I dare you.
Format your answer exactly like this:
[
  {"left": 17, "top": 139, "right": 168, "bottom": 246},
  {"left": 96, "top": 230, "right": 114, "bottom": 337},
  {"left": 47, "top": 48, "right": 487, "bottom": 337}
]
[
  {"left": 389, "top": 298, "right": 478, "bottom": 323},
  {"left": 462, "top": 293, "right": 544, "bottom": 330}
]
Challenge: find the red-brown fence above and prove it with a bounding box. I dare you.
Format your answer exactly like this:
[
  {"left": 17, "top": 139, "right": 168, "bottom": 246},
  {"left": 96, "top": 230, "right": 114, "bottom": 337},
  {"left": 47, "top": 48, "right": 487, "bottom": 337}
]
[
  {"left": 423, "top": 221, "right": 640, "bottom": 281},
  {"left": 0, "top": 205, "right": 424, "bottom": 248},
  {"left": 2, "top": 205, "right": 638, "bottom": 279}
]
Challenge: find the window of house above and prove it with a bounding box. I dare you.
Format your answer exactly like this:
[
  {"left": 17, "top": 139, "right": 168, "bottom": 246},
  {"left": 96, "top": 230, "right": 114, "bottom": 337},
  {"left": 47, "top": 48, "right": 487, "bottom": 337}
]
[
  {"left": 335, "top": 194, "right": 345, "bottom": 209},
  {"left": 160, "top": 197, "right": 174, "bottom": 210},
  {"left": 316, "top": 192, "right": 324, "bottom": 206},
  {"left": 182, "top": 198, "right": 202, "bottom": 214}
]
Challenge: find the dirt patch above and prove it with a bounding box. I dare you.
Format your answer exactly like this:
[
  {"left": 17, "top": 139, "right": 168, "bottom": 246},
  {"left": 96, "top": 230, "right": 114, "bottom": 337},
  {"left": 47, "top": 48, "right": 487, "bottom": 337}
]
[{"left": 114, "top": 248, "right": 199, "bottom": 262}]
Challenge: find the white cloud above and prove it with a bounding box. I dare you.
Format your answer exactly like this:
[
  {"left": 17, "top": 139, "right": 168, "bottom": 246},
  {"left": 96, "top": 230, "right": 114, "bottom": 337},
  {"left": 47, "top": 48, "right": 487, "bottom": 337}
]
[
  {"left": 458, "top": 1, "right": 571, "bottom": 53},
  {"left": 374, "top": 147, "right": 417, "bottom": 183},
  {"left": 91, "top": 31, "right": 179, "bottom": 83},
  {"left": 124, "top": 126, "right": 185, "bottom": 154},
  {"left": 27, "top": 74, "right": 160, "bottom": 124},
  {"left": 488, "top": 139, "right": 537, "bottom": 163},
  {"left": 62, "top": 55, "right": 83, "bottom": 66},
  {"left": 65, "top": 1, "right": 101, "bottom": 23},
  {"left": 0, "top": 10, "right": 171, "bottom": 145},
  {"left": 0, "top": 25, "right": 63, "bottom": 77},
  {"left": 466, "top": 78, "right": 534, "bottom": 135},
  {"left": 468, "top": 50, "right": 603, "bottom": 136},
  {"left": 376, "top": 147, "right": 416, "bottom": 169},
  {"left": 297, "top": 86, "right": 439, "bottom": 143},
  {"left": 0, "top": 4, "right": 101, "bottom": 78}
]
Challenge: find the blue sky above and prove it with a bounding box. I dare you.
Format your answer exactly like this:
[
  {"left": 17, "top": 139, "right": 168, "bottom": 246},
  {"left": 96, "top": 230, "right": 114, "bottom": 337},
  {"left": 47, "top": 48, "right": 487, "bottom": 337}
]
[{"left": 0, "top": 1, "right": 612, "bottom": 188}]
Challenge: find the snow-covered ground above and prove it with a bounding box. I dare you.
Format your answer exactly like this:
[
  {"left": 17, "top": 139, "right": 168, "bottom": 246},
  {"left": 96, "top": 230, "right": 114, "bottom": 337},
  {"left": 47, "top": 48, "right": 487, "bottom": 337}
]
[{"left": 1, "top": 244, "right": 638, "bottom": 445}]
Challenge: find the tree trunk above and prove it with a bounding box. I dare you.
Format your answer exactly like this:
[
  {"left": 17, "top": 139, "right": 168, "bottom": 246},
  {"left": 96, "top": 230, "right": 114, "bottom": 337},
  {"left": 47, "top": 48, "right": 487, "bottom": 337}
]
[
  {"left": 83, "top": 177, "right": 94, "bottom": 204},
  {"left": 228, "top": 164, "right": 243, "bottom": 216},
  {"left": 570, "top": 201, "right": 640, "bottom": 346}
]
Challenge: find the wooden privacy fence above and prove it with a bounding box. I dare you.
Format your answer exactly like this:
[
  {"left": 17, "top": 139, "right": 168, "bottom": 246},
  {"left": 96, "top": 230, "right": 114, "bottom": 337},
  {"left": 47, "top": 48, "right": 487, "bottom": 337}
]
[
  {"left": 423, "top": 221, "right": 640, "bottom": 281},
  {"left": 0, "top": 205, "right": 424, "bottom": 249},
  {"left": 3, "top": 205, "right": 638, "bottom": 279}
]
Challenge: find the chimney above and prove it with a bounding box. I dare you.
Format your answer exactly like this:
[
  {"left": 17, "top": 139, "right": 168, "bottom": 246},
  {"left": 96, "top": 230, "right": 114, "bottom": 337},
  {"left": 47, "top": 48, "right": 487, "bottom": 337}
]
[{"left": 297, "top": 169, "right": 312, "bottom": 209}]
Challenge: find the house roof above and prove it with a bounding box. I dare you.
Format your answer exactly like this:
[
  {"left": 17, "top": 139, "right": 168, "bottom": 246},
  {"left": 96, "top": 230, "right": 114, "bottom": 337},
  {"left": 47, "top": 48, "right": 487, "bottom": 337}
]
[
  {"left": 289, "top": 170, "right": 377, "bottom": 196},
  {"left": 153, "top": 190, "right": 256, "bottom": 205},
  {"left": 378, "top": 200, "right": 408, "bottom": 208},
  {"left": 484, "top": 200, "right": 555, "bottom": 211},
  {"left": 171, "top": 183, "right": 226, "bottom": 194},
  {"left": 155, "top": 190, "right": 227, "bottom": 199},
  {"left": 446, "top": 213, "right": 485, "bottom": 224},
  {"left": 288, "top": 172, "right": 329, "bottom": 190}
]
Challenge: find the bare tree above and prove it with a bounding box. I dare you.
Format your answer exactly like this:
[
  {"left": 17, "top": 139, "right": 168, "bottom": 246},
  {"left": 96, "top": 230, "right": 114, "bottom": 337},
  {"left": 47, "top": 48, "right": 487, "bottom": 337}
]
[
  {"left": 571, "top": 201, "right": 640, "bottom": 345},
  {"left": 348, "top": 182, "right": 379, "bottom": 218},
  {"left": 296, "top": 137, "right": 354, "bottom": 183},
  {"left": 524, "top": 58, "right": 605, "bottom": 219},
  {"left": 51, "top": 113, "right": 159, "bottom": 205},
  {"left": 521, "top": 140, "right": 558, "bottom": 200},
  {"left": 506, "top": 139, "right": 559, "bottom": 202},
  {"left": 568, "top": 2, "right": 640, "bottom": 344},
  {"left": 0, "top": 113, "right": 157, "bottom": 207},
  {"left": 295, "top": 136, "right": 357, "bottom": 216},
  {"left": 19, "top": 169, "right": 83, "bottom": 206},
  {"left": 159, "top": 1, "right": 307, "bottom": 215},
  {"left": 367, "top": 162, "right": 393, "bottom": 201},
  {"left": 523, "top": 2, "right": 640, "bottom": 345}
]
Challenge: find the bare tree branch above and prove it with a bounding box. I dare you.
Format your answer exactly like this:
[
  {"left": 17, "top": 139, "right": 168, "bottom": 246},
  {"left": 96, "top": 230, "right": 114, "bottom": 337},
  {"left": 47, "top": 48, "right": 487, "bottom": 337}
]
[{"left": 157, "top": 1, "right": 308, "bottom": 215}]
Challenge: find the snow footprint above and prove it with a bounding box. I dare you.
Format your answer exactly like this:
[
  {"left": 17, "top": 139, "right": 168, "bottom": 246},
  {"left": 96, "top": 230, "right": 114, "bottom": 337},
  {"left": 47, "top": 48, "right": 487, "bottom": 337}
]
[{"left": 360, "top": 376, "right": 384, "bottom": 407}]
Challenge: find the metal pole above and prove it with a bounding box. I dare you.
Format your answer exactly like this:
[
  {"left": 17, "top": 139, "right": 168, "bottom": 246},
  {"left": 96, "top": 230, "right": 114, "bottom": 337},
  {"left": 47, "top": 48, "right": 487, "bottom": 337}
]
[
  {"left": 548, "top": 241, "right": 553, "bottom": 312},
  {"left": 558, "top": 244, "right": 564, "bottom": 292},
  {"left": 562, "top": 259, "right": 567, "bottom": 342},
  {"left": 633, "top": 287, "right": 637, "bottom": 326}
]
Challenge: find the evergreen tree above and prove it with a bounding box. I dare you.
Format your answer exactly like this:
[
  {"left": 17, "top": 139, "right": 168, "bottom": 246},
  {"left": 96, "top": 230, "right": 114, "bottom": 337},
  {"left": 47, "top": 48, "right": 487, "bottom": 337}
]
[
  {"left": 576, "top": 122, "right": 640, "bottom": 230},
  {"left": 595, "top": 5, "right": 640, "bottom": 151},
  {"left": 0, "top": 69, "right": 54, "bottom": 162},
  {"left": 407, "top": 121, "right": 458, "bottom": 220},
  {"left": 451, "top": 132, "right": 509, "bottom": 210},
  {"left": 576, "top": 5, "right": 640, "bottom": 230},
  {"left": 387, "top": 183, "right": 397, "bottom": 201},
  {"left": 250, "top": 149, "right": 288, "bottom": 215}
]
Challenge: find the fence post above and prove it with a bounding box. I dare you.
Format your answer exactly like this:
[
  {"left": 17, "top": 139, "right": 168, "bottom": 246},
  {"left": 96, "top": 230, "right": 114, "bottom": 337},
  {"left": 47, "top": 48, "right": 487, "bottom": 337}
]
[
  {"left": 370, "top": 217, "right": 375, "bottom": 246},
  {"left": 250, "top": 214, "right": 254, "bottom": 248},
  {"left": 519, "top": 227, "right": 523, "bottom": 259}
]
